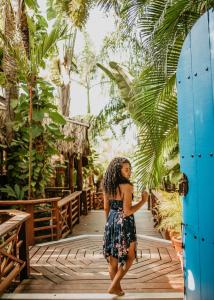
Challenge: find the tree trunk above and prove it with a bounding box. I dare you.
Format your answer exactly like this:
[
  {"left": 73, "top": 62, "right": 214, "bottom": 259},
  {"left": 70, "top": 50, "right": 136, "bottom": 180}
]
[
  {"left": 3, "top": 1, "right": 18, "bottom": 142},
  {"left": 59, "top": 84, "right": 70, "bottom": 117},
  {"left": 86, "top": 84, "right": 90, "bottom": 114}
]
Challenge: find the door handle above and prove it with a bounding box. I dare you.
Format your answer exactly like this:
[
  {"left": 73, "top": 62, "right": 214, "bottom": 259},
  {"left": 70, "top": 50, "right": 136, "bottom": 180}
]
[{"left": 179, "top": 173, "right": 189, "bottom": 196}]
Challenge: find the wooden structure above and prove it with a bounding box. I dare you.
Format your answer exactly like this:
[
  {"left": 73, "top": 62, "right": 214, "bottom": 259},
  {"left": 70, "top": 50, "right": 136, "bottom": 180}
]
[
  {"left": 0, "top": 210, "right": 30, "bottom": 295},
  {"left": 55, "top": 118, "right": 90, "bottom": 193},
  {"left": 93, "top": 192, "right": 104, "bottom": 210},
  {"left": 15, "top": 235, "right": 184, "bottom": 294},
  {"left": 10, "top": 207, "right": 184, "bottom": 297},
  {"left": 81, "top": 188, "right": 92, "bottom": 215},
  {"left": 0, "top": 192, "right": 81, "bottom": 246}
]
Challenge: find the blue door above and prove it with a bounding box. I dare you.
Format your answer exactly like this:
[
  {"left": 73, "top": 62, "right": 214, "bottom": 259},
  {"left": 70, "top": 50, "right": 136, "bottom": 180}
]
[{"left": 177, "top": 9, "right": 214, "bottom": 300}]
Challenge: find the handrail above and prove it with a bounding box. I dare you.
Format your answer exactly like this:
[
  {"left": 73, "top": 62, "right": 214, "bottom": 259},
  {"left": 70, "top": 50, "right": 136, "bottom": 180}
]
[
  {"left": 0, "top": 197, "right": 60, "bottom": 205},
  {"left": 58, "top": 191, "right": 82, "bottom": 208},
  {"left": 0, "top": 210, "right": 30, "bottom": 295},
  {"left": 0, "top": 210, "right": 29, "bottom": 236},
  {"left": 0, "top": 192, "right": 83, "bottom": 245}
]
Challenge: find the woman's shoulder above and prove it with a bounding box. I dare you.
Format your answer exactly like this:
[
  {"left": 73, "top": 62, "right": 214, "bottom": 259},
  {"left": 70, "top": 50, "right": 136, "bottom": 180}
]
[{"left": 119, "top": 183, "right": 133, "bottom": 192}]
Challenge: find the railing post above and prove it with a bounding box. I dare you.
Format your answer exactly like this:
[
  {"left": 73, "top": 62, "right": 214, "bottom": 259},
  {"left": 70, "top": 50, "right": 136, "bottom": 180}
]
[
  {"left": 54, "top": 201, "right": 61, "bottom": 240},
  {"left": 25, "top": 204, "right": 34, "bottom": 246},
  {"left": 68, "top": 200, "right": 72, "bottom": 233},
  {"left": 81, "top": 190, "right": 87, "bottom": 215},
  {"left": 77, "top": 194, "right": 80, "bottom": 224},
  {"left": 69, "top": 154, "right": 75, "bottom": 193},
  {"left": 19, "top": 221, "right": 30, "bottom": 280},
  {"left": 89, "top": 189, "right": 92, "bottom": 210}
]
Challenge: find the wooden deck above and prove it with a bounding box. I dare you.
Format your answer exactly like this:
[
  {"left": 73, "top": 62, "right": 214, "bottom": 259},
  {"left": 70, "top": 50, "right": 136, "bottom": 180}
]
[{"left": 3, "top": 206, "right": 184, "bottom": 299}]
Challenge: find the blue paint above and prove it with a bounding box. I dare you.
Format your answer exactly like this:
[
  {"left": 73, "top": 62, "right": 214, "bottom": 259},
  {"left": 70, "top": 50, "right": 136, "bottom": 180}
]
[{"left": 177, "top": 10, "right": 214, "bottom": 300}]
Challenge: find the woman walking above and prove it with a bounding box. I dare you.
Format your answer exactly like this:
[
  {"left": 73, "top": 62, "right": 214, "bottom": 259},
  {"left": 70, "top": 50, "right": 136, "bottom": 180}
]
[{"left": 103, "top": 157, "right": 149, "bottom": 296}]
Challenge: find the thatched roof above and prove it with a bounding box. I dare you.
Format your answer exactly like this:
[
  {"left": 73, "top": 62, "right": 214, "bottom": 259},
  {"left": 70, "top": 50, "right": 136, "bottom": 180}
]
[
  {"left": 0, "top": 102, "right": 90, "bottom": 156},
  {"left": 58, "top": 118, "right": 90, "bottom": 157}
]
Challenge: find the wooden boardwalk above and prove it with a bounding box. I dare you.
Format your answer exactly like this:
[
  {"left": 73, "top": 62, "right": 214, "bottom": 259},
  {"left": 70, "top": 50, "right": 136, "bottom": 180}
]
[{"left": 5, "top": 206, "right": 184, "bottom": 299}]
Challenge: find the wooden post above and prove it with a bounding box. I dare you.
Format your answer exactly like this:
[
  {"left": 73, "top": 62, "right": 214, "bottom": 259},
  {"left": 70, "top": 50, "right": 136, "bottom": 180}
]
[
  {"left": 77, "top": 155, "right": 84, "bottom": 214},
  {"left": 69, "top": 154, "right": 75, "bottom": 193},
  {"left": 89, "top": 189, "right": 92, "bottom": 210},
  {"left": 81, "top": 190, "right": 87, "bottom": 215},
  {"left": 147, "top": 188, "right": 152, "bottom": 210},
  {"left": 68, "top": 200, "right": 72, "bottom": 234},
  {"left": 76, "top": 155, "right": 83, "bottom": 191},
  {"left": 19, "top": 221, "right": 30, "bottom": 280},
  {"left": 0, "top": 149, "right": 3, "bottom": 175},
  {"left": 25, "top": 204, "right": 34, "bottom": 246},
  {"left": 54, "top": 201, "right": 60, "bottom": 240},
  {"left": 77, "top": 194, "right": 80, "bottom": 224}
]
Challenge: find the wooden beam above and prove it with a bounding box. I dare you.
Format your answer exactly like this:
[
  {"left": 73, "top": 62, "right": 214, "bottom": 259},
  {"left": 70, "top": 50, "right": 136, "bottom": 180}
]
[
  {"left": 68, "top": 154, "right": 75, "bottom": 193},
  {"left": 76, "top": 155, "right": 83, "bottom": 191}
]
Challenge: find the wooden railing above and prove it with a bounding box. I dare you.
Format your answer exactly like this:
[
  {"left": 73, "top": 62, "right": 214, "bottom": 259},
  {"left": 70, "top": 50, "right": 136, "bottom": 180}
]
[
  {"left": 0, "top": 210, "right": 30, "bottom": 295},
  {"left": 57, "top": 192, "right": 81, "bottom": 238},
  {"left": 45, "top": 187, "right": 71, "bottom": 198},
  {"left": 81, "top": 188, "right": 92, "bottom": 215},
  {"left": 0, "top": 191, "right": 81, "bottom": 245},
  {"left": 93, "top": 192, "right": 104, "bottom": 210}
]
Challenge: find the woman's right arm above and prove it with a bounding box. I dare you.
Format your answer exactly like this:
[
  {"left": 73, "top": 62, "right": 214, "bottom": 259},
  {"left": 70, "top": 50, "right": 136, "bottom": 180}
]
[
  {"left": 123, "top": 184, "right": 148, "bottom": 217},
  {"left": 103, "top": 192, "right": 110, "bottom": 220}
]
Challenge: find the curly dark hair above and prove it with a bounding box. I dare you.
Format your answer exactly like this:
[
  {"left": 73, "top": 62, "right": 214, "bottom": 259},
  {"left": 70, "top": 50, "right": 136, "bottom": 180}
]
[{"left": 103, "top": 157, "right": 132, "bottom": 197}]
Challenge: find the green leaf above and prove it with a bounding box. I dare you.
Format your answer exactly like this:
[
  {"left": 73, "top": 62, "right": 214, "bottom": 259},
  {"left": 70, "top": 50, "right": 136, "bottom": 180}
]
[
  {"left": 11, "top": 99, "right": 18, "bottom": 109},
  {"left": 32, "top": 110, "right": 44, "bottom": 121},
  {"left": 49, "top": 111, "right": 66, "bottom": 125},
  {"left": 25, "top": 0, "right": 39, "bottom": 10},
  {"left": 31, "top": 125, "right": 43, "bottom": 138},
  {"left": 14, "top": 184, "right": 20, "bottom": 197}
]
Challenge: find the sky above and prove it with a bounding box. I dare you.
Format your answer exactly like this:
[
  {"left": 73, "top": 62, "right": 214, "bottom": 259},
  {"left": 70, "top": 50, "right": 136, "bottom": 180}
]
[{"left": 70, "top": 8, "right": 116, "bottom": 116}]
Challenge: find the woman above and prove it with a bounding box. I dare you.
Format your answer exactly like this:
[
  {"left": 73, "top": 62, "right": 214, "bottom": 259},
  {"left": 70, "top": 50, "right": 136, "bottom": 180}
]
[{"left": 103, "top": 157, "right": 149, "bottom": 296}]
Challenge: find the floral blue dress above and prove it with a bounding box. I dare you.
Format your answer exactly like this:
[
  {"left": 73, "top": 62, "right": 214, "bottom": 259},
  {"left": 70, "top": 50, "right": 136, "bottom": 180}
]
[{"left": 103, "top": 199, "right": 137, "bottom": 269}]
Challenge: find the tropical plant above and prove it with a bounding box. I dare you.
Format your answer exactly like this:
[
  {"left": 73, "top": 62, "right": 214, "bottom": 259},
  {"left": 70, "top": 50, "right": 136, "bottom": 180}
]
[
  {"left": 0, "top": 184, "right": 28, "bottom": 200},
  {"left": 0, "top": 2, "right": 67, "bottom": 199},
  {"left": 156, "top": 191, "right": 182, "bottom": 237},
  {"left": 6, "top": 79, "right": 66, "bottom": 199},
  {"left": 96, "top": 0, "right": 214, "bottom": 189},
  {"left": 82, "top": 147, "right": 104, "bottom": 188},
  {"left": 47, "top": 0, "right": 94, "bottom": 28},
  {"left": 75, "top": 32, "right": 98, "bottom": 114}
]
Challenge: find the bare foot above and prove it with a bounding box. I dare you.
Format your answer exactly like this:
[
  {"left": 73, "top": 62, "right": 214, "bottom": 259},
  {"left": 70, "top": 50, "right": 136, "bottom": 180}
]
[
  {"left": 117, "top": 283, "right": 125, "bottom": 295},
  {"left": 108, "top": 287, "right": 125, "bottom": 296}
]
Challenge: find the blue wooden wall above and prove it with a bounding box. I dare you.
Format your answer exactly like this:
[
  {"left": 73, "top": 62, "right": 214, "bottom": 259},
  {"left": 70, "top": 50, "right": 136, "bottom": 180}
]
[{"left": 177, "top": 9, "right": 214, "bottom": 300}]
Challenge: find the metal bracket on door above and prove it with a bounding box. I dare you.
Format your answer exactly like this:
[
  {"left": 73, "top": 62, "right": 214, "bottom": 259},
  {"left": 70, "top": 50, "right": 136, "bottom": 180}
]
[{"left": 179, "top": 173, "right": 189, "bottom": 196}]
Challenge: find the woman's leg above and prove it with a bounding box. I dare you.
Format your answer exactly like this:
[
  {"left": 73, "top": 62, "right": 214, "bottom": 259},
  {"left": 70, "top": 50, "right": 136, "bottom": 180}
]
[
  {"left": 108, "top": 256, "right": 123, "bottom": 292},
  {"left": 108, "top": 256, "right": 118, "bottom": 281},
  {"left": 108, "top": 241, "right": 136, "bottom": 295}
]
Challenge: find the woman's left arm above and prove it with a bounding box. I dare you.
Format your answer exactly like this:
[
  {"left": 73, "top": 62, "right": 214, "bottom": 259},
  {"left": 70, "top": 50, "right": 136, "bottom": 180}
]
[{"left": 103, "top": 193, "right": 110, "bottom": 220}]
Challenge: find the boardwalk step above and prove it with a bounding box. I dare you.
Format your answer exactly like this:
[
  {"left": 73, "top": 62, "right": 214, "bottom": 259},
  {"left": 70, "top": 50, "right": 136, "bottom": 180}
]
[{"left": 1, "top": 292, "right": 184, "bottom": 300}]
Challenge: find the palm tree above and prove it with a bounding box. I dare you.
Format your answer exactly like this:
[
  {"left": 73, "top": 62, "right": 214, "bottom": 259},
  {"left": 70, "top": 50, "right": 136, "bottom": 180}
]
[
  {"left": 96, "top": 0, "right": 214, "bottom": 188},
  {"left": 2, "top": 1, "right": 19, "bottom": 139}
]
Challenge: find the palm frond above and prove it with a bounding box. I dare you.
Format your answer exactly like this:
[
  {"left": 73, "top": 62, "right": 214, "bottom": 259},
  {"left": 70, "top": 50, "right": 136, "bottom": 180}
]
[{"left": 90, "top": 97, "right": 128, "bottom": 139}]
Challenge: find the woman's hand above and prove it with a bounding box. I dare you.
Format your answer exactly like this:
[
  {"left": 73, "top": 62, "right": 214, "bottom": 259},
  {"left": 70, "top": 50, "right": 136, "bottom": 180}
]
[{"left": 141, "top": 190, "right": 149, "bottom": 202}]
